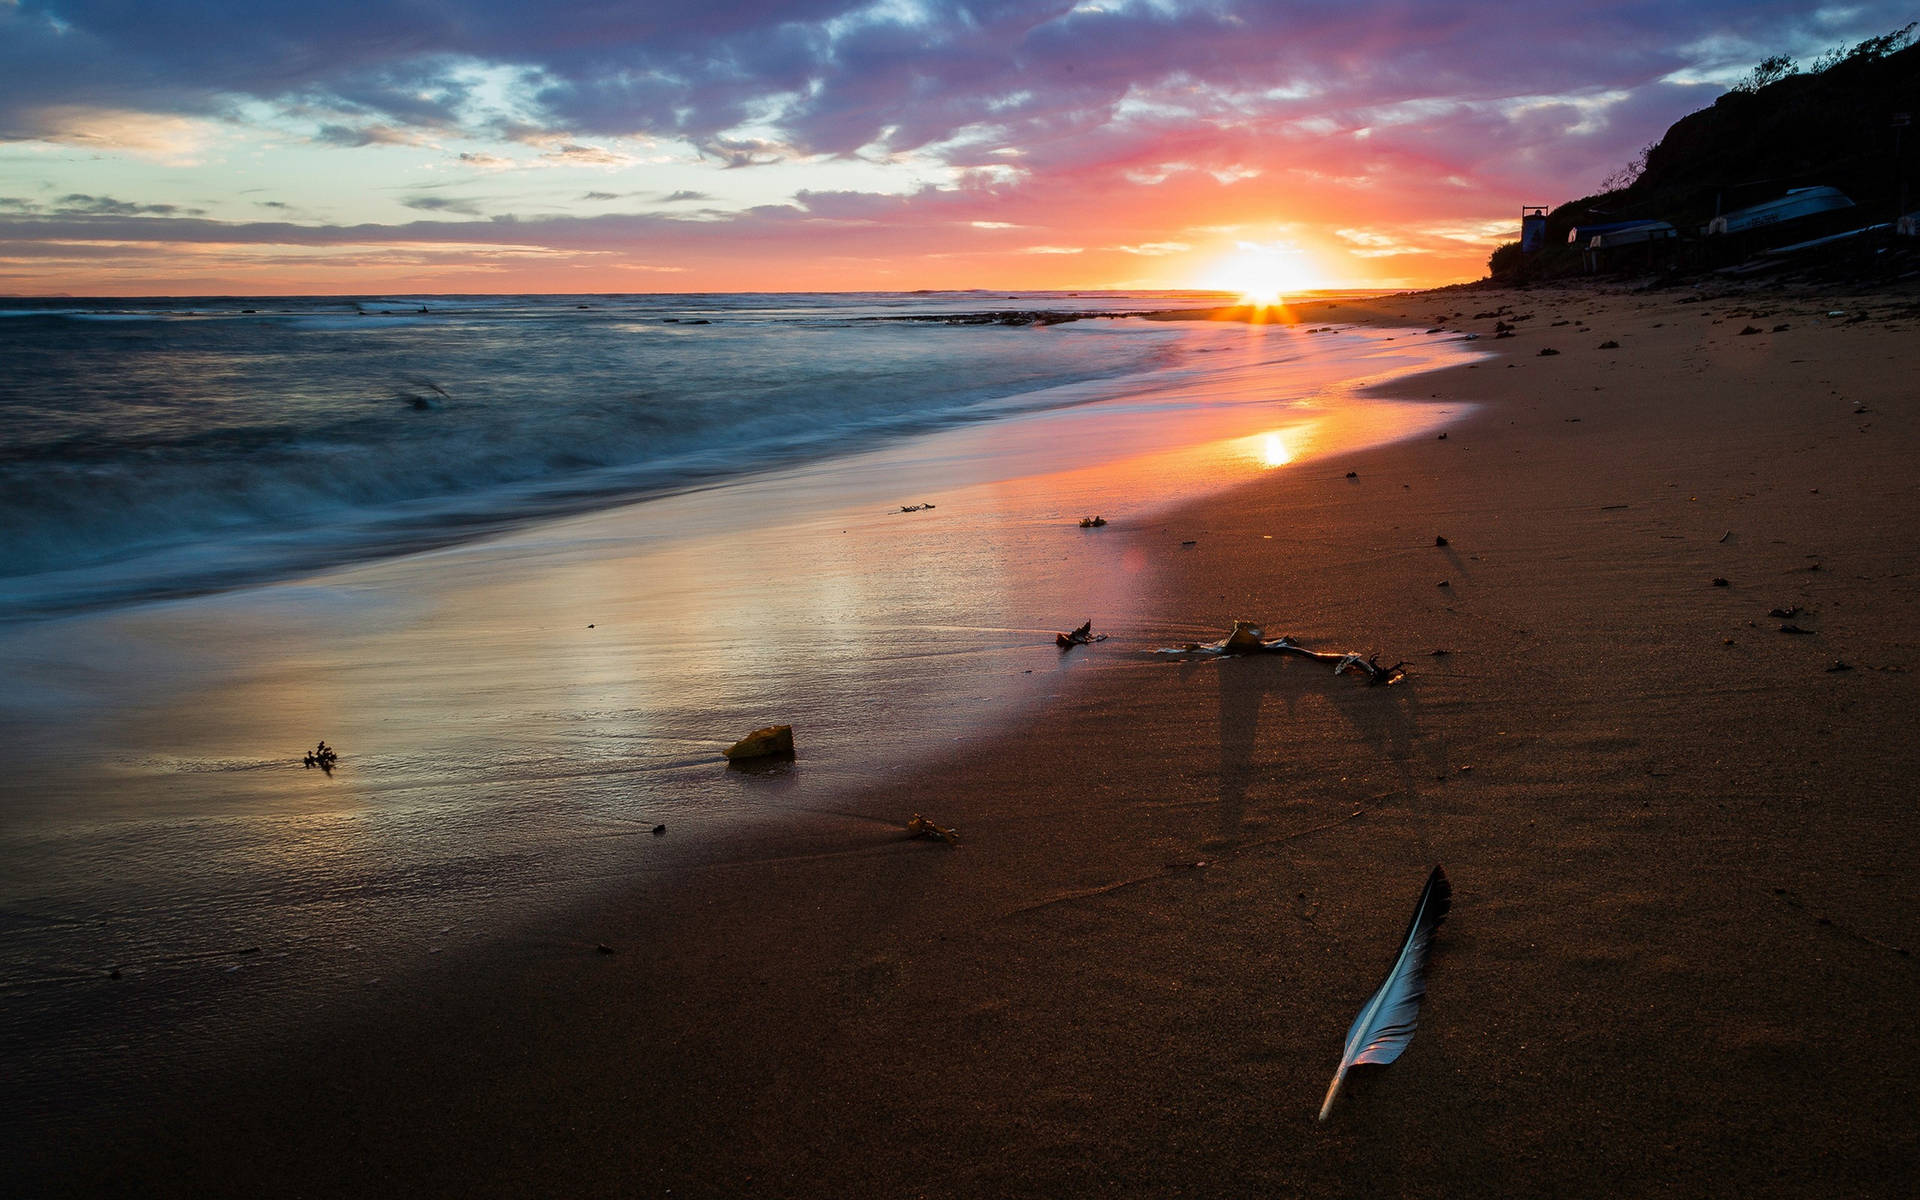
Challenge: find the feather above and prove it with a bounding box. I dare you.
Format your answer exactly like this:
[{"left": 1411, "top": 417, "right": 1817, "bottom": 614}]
[{"left": 1318, "top": 865, "right": 1451, "bottom": 1121}]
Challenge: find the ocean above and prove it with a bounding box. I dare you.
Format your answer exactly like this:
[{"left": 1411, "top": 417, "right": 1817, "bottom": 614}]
[
  {"left": 0, "top": 291, "right": 1250, "bottom": 621},
  {"left": 1, "top": 291, "right": 1480, "bottom": 1132}
]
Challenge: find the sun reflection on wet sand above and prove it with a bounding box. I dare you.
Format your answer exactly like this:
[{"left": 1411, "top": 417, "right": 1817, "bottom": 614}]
[{"left": 1256, "top": 429, "right": 1300, "bottom": 467}]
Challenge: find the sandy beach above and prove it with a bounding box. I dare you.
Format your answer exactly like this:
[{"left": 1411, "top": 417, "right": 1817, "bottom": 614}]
[{"left": 15, "top": 279, "right": 1920, "bottom": 1198}]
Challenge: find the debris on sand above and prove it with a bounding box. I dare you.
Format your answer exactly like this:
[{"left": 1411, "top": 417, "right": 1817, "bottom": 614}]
[
  {"left": 723, "top": 724, "right": 795, "bottom": 761},
  {"left": 907, "top": 814, "right": 959, "bottom": 844},
  {"left": 1158, "top": 621, "right": 1406, "bottom": 685},
  {"left": 897, "top": 502, "right": 938, "bottom": 513},
  {"left": 1079, "top": 516, "right": 1108, "bottom": 528},
  {"left": 396, "top": 377, "right": 451, "bottom": 411},
  {"left": 302, "top": 741, "right": 339, "bottom": 773},
  {"left": 1057, "top": 619, "right": 1109, "bottom": 649}
]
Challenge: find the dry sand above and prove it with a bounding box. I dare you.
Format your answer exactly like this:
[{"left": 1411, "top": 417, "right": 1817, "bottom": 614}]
[{"left": 27, "top": 280, "right": 1920, "bottom": 1198}]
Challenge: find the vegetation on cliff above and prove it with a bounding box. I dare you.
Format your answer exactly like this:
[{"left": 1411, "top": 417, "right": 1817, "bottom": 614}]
[{"left": 1489, "top": 25, "right": 1918, "bottom": 280}]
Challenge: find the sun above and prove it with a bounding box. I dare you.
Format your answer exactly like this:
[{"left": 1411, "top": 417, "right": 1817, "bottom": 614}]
[{"left": 1204, "top": 240, "right": 1320, "bottom": 308}]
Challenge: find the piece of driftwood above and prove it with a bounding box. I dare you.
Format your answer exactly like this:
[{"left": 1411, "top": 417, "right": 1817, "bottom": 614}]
[
  {"left": 301, "top": 741, "right": 338, "bottom": 773},
  {"left": 1057, "top": 619, "right": 1109, "bottom": 649},
  {"left": 1157, "top": 621, "right": 1406, "bottom": 685},
  {"left": 907, "top": 814, "right": 959, "bottom": 844}
]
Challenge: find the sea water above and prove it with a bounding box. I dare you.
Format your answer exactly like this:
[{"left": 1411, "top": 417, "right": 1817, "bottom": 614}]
[
  {"left": 0, "top": 292, "right": 1479, "bottom": 1127},
  {"left": 0, "top": 291, "right": 1229, "bottom": 619}
]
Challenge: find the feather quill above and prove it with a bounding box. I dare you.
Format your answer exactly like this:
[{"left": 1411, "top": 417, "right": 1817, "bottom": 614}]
[{"left": 1318, "top": 865, "right": 1451, "bottom": 1121}]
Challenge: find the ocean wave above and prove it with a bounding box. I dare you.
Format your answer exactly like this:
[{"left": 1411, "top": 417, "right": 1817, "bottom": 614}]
[{"left": 0, "top": 294, "right": 1234, "bottom": 618}]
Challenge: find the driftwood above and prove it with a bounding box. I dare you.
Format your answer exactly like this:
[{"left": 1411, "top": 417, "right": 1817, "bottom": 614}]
[
  {"left": 1157, "top": 621, "right": 1406, "bottom": 685},
  {"left": 1057, "top": 619, "right": 1109, "bottom": 649},
  {"left": 301, "top": 741, "right": 339, "bottom": 774},
  {"left": 907, "top": 814, "right": 959, "bottom": 844}
]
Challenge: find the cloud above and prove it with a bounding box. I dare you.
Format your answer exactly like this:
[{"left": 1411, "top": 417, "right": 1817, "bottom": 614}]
[
  {"left": 693, "top": 135, "right": 791, "bottom": 168},
  {"left": 313, "top": 122, "right": 420, "bottom": 147},
  {"left": 400, "top": 195, "right": 483, "bottom": 215},
  {"left": 1335, "top": 227, "right": 1409, "bottom": 256},
  {"left": 3, "top": 1, "right": 1915, "bottom": 292},
  {"left": 537, "top": 141, "right": 632, "bottom": 167},
  {"left": 2, "top": 105, "right": 217, "bottom": 164},
  {"left": 3, "top": 2, "right": 1907, "bottom": 169},
  {"left": 55, "top": 192, "right": 204, "bottom": 216},
  {"left": 456, "top": 151, "right": 515, "bottom": 170}
]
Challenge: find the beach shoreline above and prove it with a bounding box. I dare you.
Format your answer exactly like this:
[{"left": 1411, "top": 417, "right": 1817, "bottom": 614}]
[{"left": 14, "top": 277, "right": 1920, "bottom": 1198}]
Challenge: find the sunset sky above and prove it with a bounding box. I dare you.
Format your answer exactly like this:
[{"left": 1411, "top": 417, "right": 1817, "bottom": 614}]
[{"left": 1, "top": 1, "right": 1909, "bottom": 295}]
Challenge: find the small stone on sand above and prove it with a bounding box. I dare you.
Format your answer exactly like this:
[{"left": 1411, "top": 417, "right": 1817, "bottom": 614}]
[{"left": 724, "top": 725, "right": 796, "bottom": 760}]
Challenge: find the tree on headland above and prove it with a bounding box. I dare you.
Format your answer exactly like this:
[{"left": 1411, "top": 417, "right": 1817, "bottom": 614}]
[
  {"left": 1733, "top": 53, "right": 1798, "bottom": 94},
  {"left": 1599, "top": 141, "right": 1657, "bottom": 193},
  {"left": 1817, "top": 22, "right": 1917, "bottom": 70}
]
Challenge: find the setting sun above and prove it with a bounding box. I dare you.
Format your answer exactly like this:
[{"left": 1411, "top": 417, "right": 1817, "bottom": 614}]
[{"left": 1204, "top": 240, "right": 1323, "bottom": 306}]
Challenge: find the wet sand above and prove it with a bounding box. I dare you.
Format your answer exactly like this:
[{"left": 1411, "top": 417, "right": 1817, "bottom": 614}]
[{"left": 16, "top": 281, "right": 1920, "bottom": 1197}]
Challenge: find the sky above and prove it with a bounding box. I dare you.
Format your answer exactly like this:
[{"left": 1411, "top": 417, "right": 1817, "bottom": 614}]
[{"left": 0, "top": 1, "right": 1910, "bottom": 295}]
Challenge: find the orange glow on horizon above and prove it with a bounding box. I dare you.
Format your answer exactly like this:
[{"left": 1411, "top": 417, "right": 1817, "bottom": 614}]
[{"left": 1202, "top": 239, "right": 1326, "bottom": 305}]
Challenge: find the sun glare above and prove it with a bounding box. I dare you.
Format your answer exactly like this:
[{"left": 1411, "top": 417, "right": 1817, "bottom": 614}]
[
  {"left": 1240, "top": 427, "right": 1310, "bottom": 469},
  {"left": 1206, "top": 240, "right": 1320, "bottom": 308}
]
